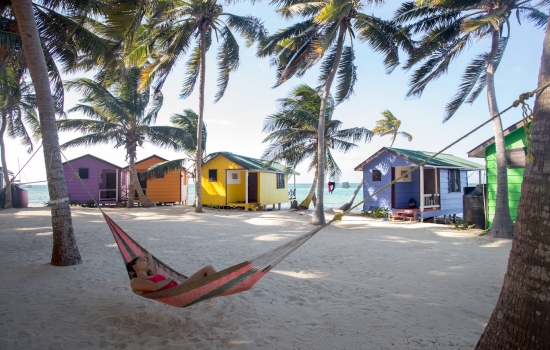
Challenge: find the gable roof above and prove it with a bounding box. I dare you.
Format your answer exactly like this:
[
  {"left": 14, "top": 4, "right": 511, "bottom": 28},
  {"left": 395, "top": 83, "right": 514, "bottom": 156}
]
[
  {"left": 468, "top": 119, "right": 530, "bottom": 158},
  {"left": 204, "top": 152, "right": 299, "bottom": 175},
  {"left": 354, "top": 147, "right": 483, "bottom": 171},
  {"left": 62, "top": 154, "right": 122, "bottom": 169},
  {"left": 134, "top": 154, "right": 168, "bottom": 165},
  {"left": 121, "top": 155, "right": 170, "bottom": 170}
]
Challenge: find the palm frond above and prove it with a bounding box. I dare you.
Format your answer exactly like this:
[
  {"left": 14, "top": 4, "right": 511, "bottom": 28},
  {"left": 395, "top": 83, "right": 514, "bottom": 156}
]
[
  {"left": 60, "top": 131, "right": 120, "bottom": 150},
  {"left": 141, "top": 159, "right": 187, "bottom": 180},
  {"left": 224, "top": 13, "right": 267, "bottom": 47},
  {"left": 334, "top": 45, "right": 356, "bottom": 104},
  {"left": 444, "top": 35, "right": 508, "bottom": 121},
  {"left": 214, "top": 26, "right": 239, "bottom": 103},
  {"left": 516, "top": 7, "right": 548, "bottom": 28},
  {"left": 353, "top": 14, "right": 401, "bottom": 73},
  {"left": 180, "top": 42, "right": 201, "bottom": 99}
]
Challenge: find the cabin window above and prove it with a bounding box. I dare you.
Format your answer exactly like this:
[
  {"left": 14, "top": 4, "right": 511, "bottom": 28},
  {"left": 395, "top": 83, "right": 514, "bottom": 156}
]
[
  {"left": 372, "top": 170, "right": 381, "bottom": 181},
  {"left": 208, "top": 169, "right": 217, "bottom": 182},
  {"left": 505, "top": 147, "right": 526, "bottom": 168},
  {"left": 448, "top": 169, "right": 461, "bottom": 193},
  {"left": 277, "top": 174, "right": 285, "bottom": 189},
  {"left": 78, "top": 168, "right": 89, "bottom": 179}
]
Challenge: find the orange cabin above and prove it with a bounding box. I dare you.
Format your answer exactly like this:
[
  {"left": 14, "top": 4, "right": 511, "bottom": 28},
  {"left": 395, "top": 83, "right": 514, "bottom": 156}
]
[{"left": 124, "top": 155, "right": 188, "bottom": 204}]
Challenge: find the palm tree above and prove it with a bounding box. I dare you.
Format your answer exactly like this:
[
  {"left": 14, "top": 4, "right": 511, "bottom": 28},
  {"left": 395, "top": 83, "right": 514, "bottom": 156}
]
[
  {"left": 10, "top": 0, "right": 99, "bottom": 266},
  {"left": 133, "top": 0, "right": 266, "bottom": 213},
  {"left": 140, "top": 109, "right": 208, "bottom": 207},
  {"left": 372, "top": 110, "right": 413, "bottom": 147},
  {"left": 58, "top": 67, "right": 196, "bottom": 208},
  {"left": 393, "top": 0, "right": 547, "bottom": 238},
  {"left": 258, "top": 0, "right": 411, "bottom": 224},
  {"left": 476, "top": 14, "right": 550, "bottom": 348},
  {"left": 262, "top": 84, "right": 373, "bottom": 210},
  {"left": 0, "top": 65, "right": 41, "bottom": 209}
]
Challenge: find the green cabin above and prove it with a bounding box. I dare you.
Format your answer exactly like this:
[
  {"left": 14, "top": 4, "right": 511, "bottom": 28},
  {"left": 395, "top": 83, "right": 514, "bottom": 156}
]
[{"left": 468, "top": 119, "right": 530, "bottom": 227}]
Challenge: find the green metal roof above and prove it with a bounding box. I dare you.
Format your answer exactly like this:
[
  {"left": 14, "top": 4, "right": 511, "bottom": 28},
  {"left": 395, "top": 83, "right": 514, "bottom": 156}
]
[
  {"left": 388, "top": 148, "right": 483, "bottom": 168},
  {"left": 206, "top": 152, "right": 299, "bottom": 175}
]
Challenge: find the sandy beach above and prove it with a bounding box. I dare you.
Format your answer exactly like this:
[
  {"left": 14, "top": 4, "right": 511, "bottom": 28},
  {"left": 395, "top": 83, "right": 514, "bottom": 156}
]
[{"left": 0, "top": 206, "right": 511, "bottom": 349}]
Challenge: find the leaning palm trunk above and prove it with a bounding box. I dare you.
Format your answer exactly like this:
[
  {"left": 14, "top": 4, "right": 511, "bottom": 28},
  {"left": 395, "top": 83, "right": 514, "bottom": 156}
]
[
  {"left": 0, "top": 112, "right": 13, "bottom": 208},
  {"left": 339, "top": 179, "right": 363, "bottom": 211},
  {"left": 12, "top": 0, "right": 81, "bottom": 265},
  {"left": 194, "top": 30, "right": 207, "bottom": 213},
  {"left": 486, "top": 31, "right": 514, "bottom": 238},
  {"left": 127, "top": 147, "right": 154, "bottom": 208},
  {"left": 475, "top": 18, "right": 550, "bottom": 348},
  {"left": 312, "top": 28, "right": 346, "bottom": 225},
  {"left": 298, "top": 168, "right": 318, "bottom": 209}
]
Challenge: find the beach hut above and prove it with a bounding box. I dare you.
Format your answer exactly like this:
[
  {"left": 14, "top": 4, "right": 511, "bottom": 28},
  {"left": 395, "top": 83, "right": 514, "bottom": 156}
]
[
  {"left": 354, "top": 147, "right": 484, "bottom": 221},
  {"left": 122, "top": 155, "right": 188, "bottom": 205},
  {"left": 63, "top": 154, "right": 123, "bottom": 205},
  {"left": 201, "top": 152, "right": 299, "bottom": 210},
  {"left": 468, "top": 119, "right": 529, "bottom": 227}
]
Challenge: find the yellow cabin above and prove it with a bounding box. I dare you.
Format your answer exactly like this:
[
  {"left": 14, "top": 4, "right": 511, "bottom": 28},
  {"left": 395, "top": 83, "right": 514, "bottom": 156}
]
[
  {"left": 201, "top": 152, "right": 299, "bottom": 210},
  {"left": 124, "top": 155, "right": 188, "bottom": 204}
]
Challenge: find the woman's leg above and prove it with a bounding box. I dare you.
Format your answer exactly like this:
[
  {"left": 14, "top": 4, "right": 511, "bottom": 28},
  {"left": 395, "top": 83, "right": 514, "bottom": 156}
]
[{"left": 182, "top": 265, "right": 217, "bottom": 284}]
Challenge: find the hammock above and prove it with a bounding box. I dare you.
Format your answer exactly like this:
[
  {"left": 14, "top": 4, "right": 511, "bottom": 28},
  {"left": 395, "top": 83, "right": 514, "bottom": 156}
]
[{"left": 104, "top": 211, "right": 330, "bottom": 308}]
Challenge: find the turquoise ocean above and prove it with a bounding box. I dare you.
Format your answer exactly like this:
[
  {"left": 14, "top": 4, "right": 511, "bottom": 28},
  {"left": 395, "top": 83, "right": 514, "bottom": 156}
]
[{"left": 24, "top": 183, "right": 363, "bottom": 211}]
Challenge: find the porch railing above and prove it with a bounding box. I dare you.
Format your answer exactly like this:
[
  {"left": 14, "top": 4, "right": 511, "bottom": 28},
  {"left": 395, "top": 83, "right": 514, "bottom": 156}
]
[
  {"left": 99, "top": 189, "right": 117, "bottom": 201},
  {"left": 120, "top": 188, "right": 147, "bottom": 201},
  {"left": 423, "top": 194, "right": 440, "bottom": 208}
]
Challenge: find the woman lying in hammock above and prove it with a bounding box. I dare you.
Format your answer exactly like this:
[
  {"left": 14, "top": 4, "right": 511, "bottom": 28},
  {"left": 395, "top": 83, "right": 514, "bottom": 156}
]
[{"left": 126, "top": 253, "right": 217, "bottom": 294}]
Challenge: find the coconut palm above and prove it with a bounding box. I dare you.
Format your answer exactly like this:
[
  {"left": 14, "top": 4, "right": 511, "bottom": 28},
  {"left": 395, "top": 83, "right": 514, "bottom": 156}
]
[
  {"left": 132, "top": 0, "right": 266, "bottom": 213},
  {"left": 0, "top": 65, "right": 41, "bottom": 209},
  {"left": 58, "top": 67, "right": 196, "bottom": 208},
  {"left": 8, "top": 0, "right": 114, "bottom": 265},
  {"left": 393, "top": 0, "right": 547, "bottom": 238},
  {"left": 140, "top": 109, "right": 208, "bottom": 206},
  {"left": 258, "top": 0, "right": 411, "bottom": 224},
  {"left": 262, "top": 84, "right": 373, "bottom": 210},
  {"left": 476, "top": 14, "right": 550, "bottom": 348},
  {"left": 372, "top": 110, "right": 412, "bottom": 147}
]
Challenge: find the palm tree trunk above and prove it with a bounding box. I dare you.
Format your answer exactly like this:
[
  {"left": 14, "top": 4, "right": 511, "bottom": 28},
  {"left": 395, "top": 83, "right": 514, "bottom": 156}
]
[
  {"left": 339, "top": 179, "right": 363, "bottom": 211},
  {"left": 312, "top": 27, "right": 346, "bottom": 225},
  {"left": 0, "top": 112, "right": 13, "bottom": 209},
  {"left": 298, "top": 167, "right": 318, "bottom": 209},
  {"left": 475, "top": 17, "right": 550, "bottom": 348},
  {"left": 194, "top": 29, "right": 206, "bottom": 213},
  {"left": 486, "top": 30, "right": 514, "bottom": 238},
  {"left": 12, "top": 0, "right": 81, "bottom": 266},
  {"left": 127, "top": 145, "right": 153, "bottom": 207}
]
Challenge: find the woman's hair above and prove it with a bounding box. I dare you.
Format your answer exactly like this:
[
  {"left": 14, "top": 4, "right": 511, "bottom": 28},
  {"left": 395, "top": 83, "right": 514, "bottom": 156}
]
[{"left": 126, "top": 256, "right": 141, "bottom": 279}]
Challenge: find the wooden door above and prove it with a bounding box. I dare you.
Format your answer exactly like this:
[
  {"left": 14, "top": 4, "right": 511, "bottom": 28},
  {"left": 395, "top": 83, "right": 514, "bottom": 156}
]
[
  {"left": 391, "top": 167, "right": 396, "bottom": 208},
  {"left": 248, "top": 173, "right": 258, "bottom": 203},
  {"left": 106, "top": 173, "right": 116, "bottom": 199},
  {"left": 423, "top": 168, "right": 439, "bottom": 194}
]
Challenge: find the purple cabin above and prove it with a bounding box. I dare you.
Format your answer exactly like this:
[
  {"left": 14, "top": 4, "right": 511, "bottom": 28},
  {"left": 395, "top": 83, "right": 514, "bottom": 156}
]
[
  {"left": 354, "top": 147, "right": 484, "bottom": 221},
  {"left": 63, "top": 154, "right": 123, "bottom": 205}
]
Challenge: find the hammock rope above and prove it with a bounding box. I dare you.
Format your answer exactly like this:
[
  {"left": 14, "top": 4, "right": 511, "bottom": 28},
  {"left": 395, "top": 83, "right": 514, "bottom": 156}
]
[{"left": 17, "top": 82, "right": 547, "bottom": 308}]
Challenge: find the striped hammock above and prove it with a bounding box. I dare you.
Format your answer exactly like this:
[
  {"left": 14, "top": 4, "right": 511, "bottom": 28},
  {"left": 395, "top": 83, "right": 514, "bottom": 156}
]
[{"left": 103, "top": 212, "right": 329, "bottom": 308}]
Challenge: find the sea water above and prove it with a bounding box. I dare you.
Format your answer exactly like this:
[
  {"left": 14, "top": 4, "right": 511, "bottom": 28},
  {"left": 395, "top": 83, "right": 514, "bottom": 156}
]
[{"left": 25, "top": 183, "right": 363, "bottom": 211}]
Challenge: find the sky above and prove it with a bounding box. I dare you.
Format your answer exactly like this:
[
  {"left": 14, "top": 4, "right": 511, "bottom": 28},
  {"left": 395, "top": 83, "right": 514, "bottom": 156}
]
[{"left": 4, "top": 2, "right": 546, "bottom": 184}]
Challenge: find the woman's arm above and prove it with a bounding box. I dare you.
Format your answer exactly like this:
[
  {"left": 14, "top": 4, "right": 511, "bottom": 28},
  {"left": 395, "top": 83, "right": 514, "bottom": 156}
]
[
  {"left": 130, "top": 277, "right": 173, "bottom": 294},
  {"left": 145, "top": 253, "right": 157, "bottom": 276}
]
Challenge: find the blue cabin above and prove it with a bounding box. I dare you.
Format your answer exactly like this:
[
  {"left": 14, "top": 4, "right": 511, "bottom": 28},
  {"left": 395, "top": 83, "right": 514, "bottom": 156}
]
[{"left": 354, "top": 147, "right": 484, "bottom": 220}]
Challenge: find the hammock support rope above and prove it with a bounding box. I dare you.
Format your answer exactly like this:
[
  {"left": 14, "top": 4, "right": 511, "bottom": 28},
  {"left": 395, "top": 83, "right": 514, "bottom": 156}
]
[{"left": 33, "top": 82, "right": 548, "bottom": 308}]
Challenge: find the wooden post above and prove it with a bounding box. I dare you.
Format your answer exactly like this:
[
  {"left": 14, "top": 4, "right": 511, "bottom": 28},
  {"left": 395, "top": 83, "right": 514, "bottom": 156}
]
[
  {"left": 419, "top": 166, "right": 425, "bottom": 211},
  {"left": 245, "top": 170, "right": 248, "bottom": 204}
]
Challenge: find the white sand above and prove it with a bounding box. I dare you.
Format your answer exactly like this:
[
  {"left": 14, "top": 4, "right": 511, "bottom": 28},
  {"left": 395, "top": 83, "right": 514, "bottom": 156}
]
[{"left": 0, "top": 206, "right": 511, "bottom": 349}]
